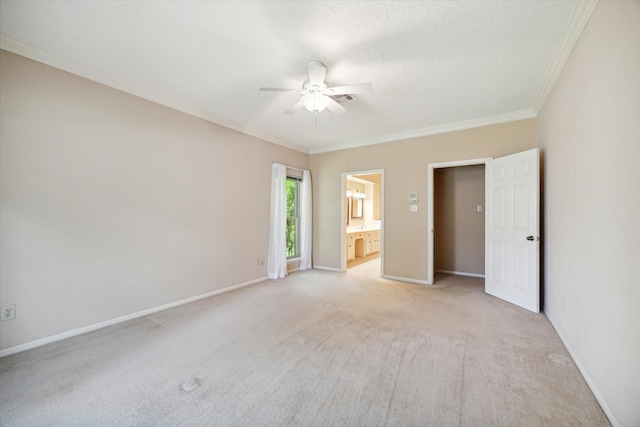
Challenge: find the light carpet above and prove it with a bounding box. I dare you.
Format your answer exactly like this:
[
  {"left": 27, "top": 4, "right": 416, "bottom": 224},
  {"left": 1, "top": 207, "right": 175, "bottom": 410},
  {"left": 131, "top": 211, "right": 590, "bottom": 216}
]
[{"left": 0, "top": 259, "right": 609, "bottom": 426}]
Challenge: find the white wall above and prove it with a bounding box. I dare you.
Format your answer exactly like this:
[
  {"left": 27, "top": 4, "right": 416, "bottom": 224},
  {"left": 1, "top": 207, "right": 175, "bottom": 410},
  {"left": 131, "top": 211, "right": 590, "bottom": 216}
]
[
  {"left": 0, "top": 50, "right": 308, "bottom": 352},
  {"left": 538, "top": 2, "right": 639, "bottom": 425}
]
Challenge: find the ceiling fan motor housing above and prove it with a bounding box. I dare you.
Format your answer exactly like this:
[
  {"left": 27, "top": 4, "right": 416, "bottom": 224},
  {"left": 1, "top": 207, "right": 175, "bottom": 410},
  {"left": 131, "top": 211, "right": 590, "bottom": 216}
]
[{"left": 302, "top": 80, "right": 329, "bottom": 94}]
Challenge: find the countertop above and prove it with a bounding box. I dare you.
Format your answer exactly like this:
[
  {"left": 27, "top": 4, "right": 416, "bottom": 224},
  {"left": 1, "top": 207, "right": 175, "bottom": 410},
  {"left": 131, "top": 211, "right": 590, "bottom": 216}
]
[{"left": 346, "top": 227, "right": 381, "bottom": 234}]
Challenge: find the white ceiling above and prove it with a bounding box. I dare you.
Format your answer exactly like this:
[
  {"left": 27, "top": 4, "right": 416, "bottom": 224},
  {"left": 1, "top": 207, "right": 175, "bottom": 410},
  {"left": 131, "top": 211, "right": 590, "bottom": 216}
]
[{"left": 0, "top": 1, "right": 588, "bottom": 154}]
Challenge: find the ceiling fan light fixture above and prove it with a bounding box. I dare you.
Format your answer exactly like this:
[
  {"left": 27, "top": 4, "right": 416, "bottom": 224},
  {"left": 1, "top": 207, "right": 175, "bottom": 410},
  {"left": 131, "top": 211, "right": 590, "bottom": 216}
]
[
  {"left": 302, "top": 93, "right": 330, "bottom": 113},
  {"left": 260, "top": 60, "right": 371, "bottom": 116}
]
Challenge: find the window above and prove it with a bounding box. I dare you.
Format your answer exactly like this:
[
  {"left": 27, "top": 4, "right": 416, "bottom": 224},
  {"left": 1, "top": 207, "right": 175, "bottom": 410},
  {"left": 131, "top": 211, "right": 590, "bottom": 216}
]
[{"left": 286, "top": 176, "right": 301, "bottom": 259}]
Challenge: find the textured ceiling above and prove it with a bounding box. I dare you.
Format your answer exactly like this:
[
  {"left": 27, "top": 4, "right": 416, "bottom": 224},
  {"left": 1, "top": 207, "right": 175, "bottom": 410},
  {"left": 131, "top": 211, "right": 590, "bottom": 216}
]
[{"left": 0, "top": 1, "right": 584, "bottom": 153}]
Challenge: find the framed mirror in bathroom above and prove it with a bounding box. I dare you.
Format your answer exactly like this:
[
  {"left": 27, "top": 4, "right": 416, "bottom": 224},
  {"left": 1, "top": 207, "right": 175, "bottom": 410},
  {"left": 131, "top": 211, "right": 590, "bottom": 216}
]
[{"left": 351, "top": 198, "right": 363, "bottom": 218}]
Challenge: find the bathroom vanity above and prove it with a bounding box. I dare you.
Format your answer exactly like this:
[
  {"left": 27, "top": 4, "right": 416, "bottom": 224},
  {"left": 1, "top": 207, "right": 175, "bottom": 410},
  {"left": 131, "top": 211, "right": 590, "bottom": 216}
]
[{"left": 346, "top": 228, "right": 381, "bottom": 262}]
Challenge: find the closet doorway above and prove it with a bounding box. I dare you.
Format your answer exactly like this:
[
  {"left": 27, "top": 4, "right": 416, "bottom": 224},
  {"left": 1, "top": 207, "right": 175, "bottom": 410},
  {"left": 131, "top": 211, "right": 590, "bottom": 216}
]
[
  {"left": 427, "top": 158, "right": 491, "bottom": 284},
  {"left": 433, "top": 164, "right": 486, "bottom": 282}
]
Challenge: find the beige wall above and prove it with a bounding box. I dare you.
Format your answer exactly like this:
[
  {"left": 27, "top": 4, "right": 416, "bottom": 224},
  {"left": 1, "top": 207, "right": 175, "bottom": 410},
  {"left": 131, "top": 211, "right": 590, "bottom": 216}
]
[
  {"left": 0, "top": 50, "right": 308, "bottom": 351},
  {"left": 310, "top": 120, "right": 536, "bottom": 280},
  {"left": 434, "top": 165, "right": 485, "bottom": 275},
  {"left": 538, "top": 1, "right": 639, "bottom": 425}
]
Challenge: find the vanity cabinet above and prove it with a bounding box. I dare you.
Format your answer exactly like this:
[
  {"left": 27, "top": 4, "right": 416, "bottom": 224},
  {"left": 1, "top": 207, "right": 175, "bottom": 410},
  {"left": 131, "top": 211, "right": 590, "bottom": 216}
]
[
  {"left": 346, "top": 229, "right": 381, "bottom": 262},
  {"left": 346, "top": 234, "right": 356, "bottom": 262},
  {"left": 354, "top": 232, "right": 366, "bottom": 258},
  {"left": 365, "top": 232, "right": 373, "bottom": 254},
  {"left": 371, "top": 230, "right": 381, "bottom": 253}
]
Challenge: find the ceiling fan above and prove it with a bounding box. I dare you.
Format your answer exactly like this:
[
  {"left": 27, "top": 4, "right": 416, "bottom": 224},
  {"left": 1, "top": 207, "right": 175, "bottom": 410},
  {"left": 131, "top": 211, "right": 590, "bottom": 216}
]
[{"left": 260, "top": 60, "right": 372, "bottom": 115}]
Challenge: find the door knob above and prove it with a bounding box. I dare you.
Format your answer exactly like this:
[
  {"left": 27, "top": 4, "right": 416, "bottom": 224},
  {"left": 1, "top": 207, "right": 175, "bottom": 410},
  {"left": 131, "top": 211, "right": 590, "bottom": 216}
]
[{"left": 527, "top": 236, "right": 535, "bottom": 241}]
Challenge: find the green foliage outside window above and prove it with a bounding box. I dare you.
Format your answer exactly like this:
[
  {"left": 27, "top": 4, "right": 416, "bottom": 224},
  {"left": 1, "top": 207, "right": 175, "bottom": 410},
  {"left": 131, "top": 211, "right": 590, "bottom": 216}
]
[{"left": 286, "top": 178, "right": 300, "bottom": 258}]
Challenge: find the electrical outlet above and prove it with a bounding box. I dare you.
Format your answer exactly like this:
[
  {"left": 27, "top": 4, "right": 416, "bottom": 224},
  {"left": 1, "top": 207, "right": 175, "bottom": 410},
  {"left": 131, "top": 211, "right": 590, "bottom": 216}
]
[
  {"left": 257, "top": 258, "right": 265, "bottom": 266},
  {"left": 1, "top": 305, "right": 16, "bottom": 321}
]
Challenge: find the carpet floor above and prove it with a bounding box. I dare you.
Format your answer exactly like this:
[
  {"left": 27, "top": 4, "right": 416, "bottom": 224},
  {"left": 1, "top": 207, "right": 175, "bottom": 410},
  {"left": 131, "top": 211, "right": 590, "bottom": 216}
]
[{"left": 0, "top": 260, "right": 609, "bottom": 426}]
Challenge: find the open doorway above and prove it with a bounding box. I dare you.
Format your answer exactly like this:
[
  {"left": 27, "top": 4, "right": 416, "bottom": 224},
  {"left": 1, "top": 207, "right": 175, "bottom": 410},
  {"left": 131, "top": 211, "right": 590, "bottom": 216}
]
[
  {"left": 433, "top": 164, "right": 486, "bottom": 284},
  {"left": 427, "top": 158, "right": 491, "bottom": 284},
  {"left": 341, "top": 170, "right": 384, "bottom": 274}
]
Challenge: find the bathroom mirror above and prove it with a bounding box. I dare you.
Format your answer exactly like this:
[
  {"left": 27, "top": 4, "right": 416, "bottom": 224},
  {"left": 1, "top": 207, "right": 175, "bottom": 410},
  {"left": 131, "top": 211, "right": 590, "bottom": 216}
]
[{"left": 351, "top": 198, "right": 363, "bottom": 218}]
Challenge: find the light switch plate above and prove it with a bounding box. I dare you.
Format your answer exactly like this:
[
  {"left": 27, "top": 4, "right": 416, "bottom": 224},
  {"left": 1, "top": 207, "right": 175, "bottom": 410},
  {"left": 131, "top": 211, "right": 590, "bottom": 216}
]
[{"left": 409, "top": 192, "right": 418, "bottom": 204}]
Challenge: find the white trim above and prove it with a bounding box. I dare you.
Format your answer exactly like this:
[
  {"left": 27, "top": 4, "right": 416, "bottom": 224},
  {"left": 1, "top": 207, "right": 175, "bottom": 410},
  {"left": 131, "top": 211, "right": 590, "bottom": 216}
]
[
  {"left": 383, "top": 275, "right": 431, "bottom": 286},
  {"left": 312, "top": 265, "right": 342, "bottom": 272},
  {"left": 546, "top": 313, "right": 619, "bottom": 427},
  {"left": 0, "top": 35, "right": 309, "bottom": 155},
  {"left": 0, "top": 277, "right": 267, "bottom": 358},
  {"left": 427, "top": 158, "right": 492, "bottom": 285},
  {"left": 435, "top": 270, "right": 485, "bottom": 279},
  {"left": 310, "top": 110, "right": 536, "bottom": 154},
  {"left": 532, "top": 0, "right": 598, "bottom": 113}
]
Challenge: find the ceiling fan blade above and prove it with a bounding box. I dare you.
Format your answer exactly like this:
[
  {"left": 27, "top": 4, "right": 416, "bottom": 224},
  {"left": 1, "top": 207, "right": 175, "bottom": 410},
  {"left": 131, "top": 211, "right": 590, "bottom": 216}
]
[
  {"left": 325, "top": 98, "right": 347, "bottom": 115},
  {"left": 325, "top": 83, "right": 372, "bottom": 95},
  {"left": 307, "top": 60, "right": 327, "bottom": 86},
  {"left": 260, "top": 87, "right": 303, "bottom": 93},
  {"left": 284, "top": 99, "right": 305, "bottom": 115}
]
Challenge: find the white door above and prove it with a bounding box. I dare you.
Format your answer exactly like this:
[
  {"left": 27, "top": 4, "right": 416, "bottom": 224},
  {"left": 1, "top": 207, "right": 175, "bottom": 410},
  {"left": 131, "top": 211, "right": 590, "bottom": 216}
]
[{"left": 485, "top": 148, "right": 540, "bottom": 313}]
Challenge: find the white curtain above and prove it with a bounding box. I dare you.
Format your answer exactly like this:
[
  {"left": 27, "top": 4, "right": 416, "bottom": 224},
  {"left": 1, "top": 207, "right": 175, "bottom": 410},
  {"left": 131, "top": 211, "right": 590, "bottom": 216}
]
[
  {"left": 299, "top": 170, "right": 313, "bottom": 270},
  {"left": 267, "top": 163, "right": 287, "bottom": 279}
]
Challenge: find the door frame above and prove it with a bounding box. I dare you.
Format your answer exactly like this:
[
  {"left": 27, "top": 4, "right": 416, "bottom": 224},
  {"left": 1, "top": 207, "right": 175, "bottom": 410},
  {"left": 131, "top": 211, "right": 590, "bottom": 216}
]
[
  {"left": 341, "top": 169, "right": 385, "bottom": 275},
  {"left": 427, "top": 158, "right": 492, "bottom": 285}
]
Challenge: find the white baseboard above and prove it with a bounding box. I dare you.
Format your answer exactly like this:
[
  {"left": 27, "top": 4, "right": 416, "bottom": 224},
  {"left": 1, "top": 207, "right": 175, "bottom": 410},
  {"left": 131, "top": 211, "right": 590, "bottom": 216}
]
[
  {"left": 545, "top": 313, "right": 619, "bottom": 427},
  {"left": 435, "top": 269, "right": 485, "bottom": 278},
  {"left": 0, "top": 276, "right": 267, "bottom": 358},
  {"left": 383, "top": 275, "right": 431, "bottom": 285},
  {"left": 313, "top": 265, "right": 343, "bottom": 272}
]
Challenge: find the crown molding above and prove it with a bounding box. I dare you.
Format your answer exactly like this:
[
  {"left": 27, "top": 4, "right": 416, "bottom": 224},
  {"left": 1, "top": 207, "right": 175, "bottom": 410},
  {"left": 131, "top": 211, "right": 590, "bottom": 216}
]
[
  {"left": 3, "top": 27, "right": 558, "bottom": 157},
  {"left": 0, "top": 35, "right": 309, "bottom": 155},
  {"left": 309, "top": 109, "right": 537, "bottom": 154},
  {"left": 531, "top": 0, "right": 598, "bottom": 114}
]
